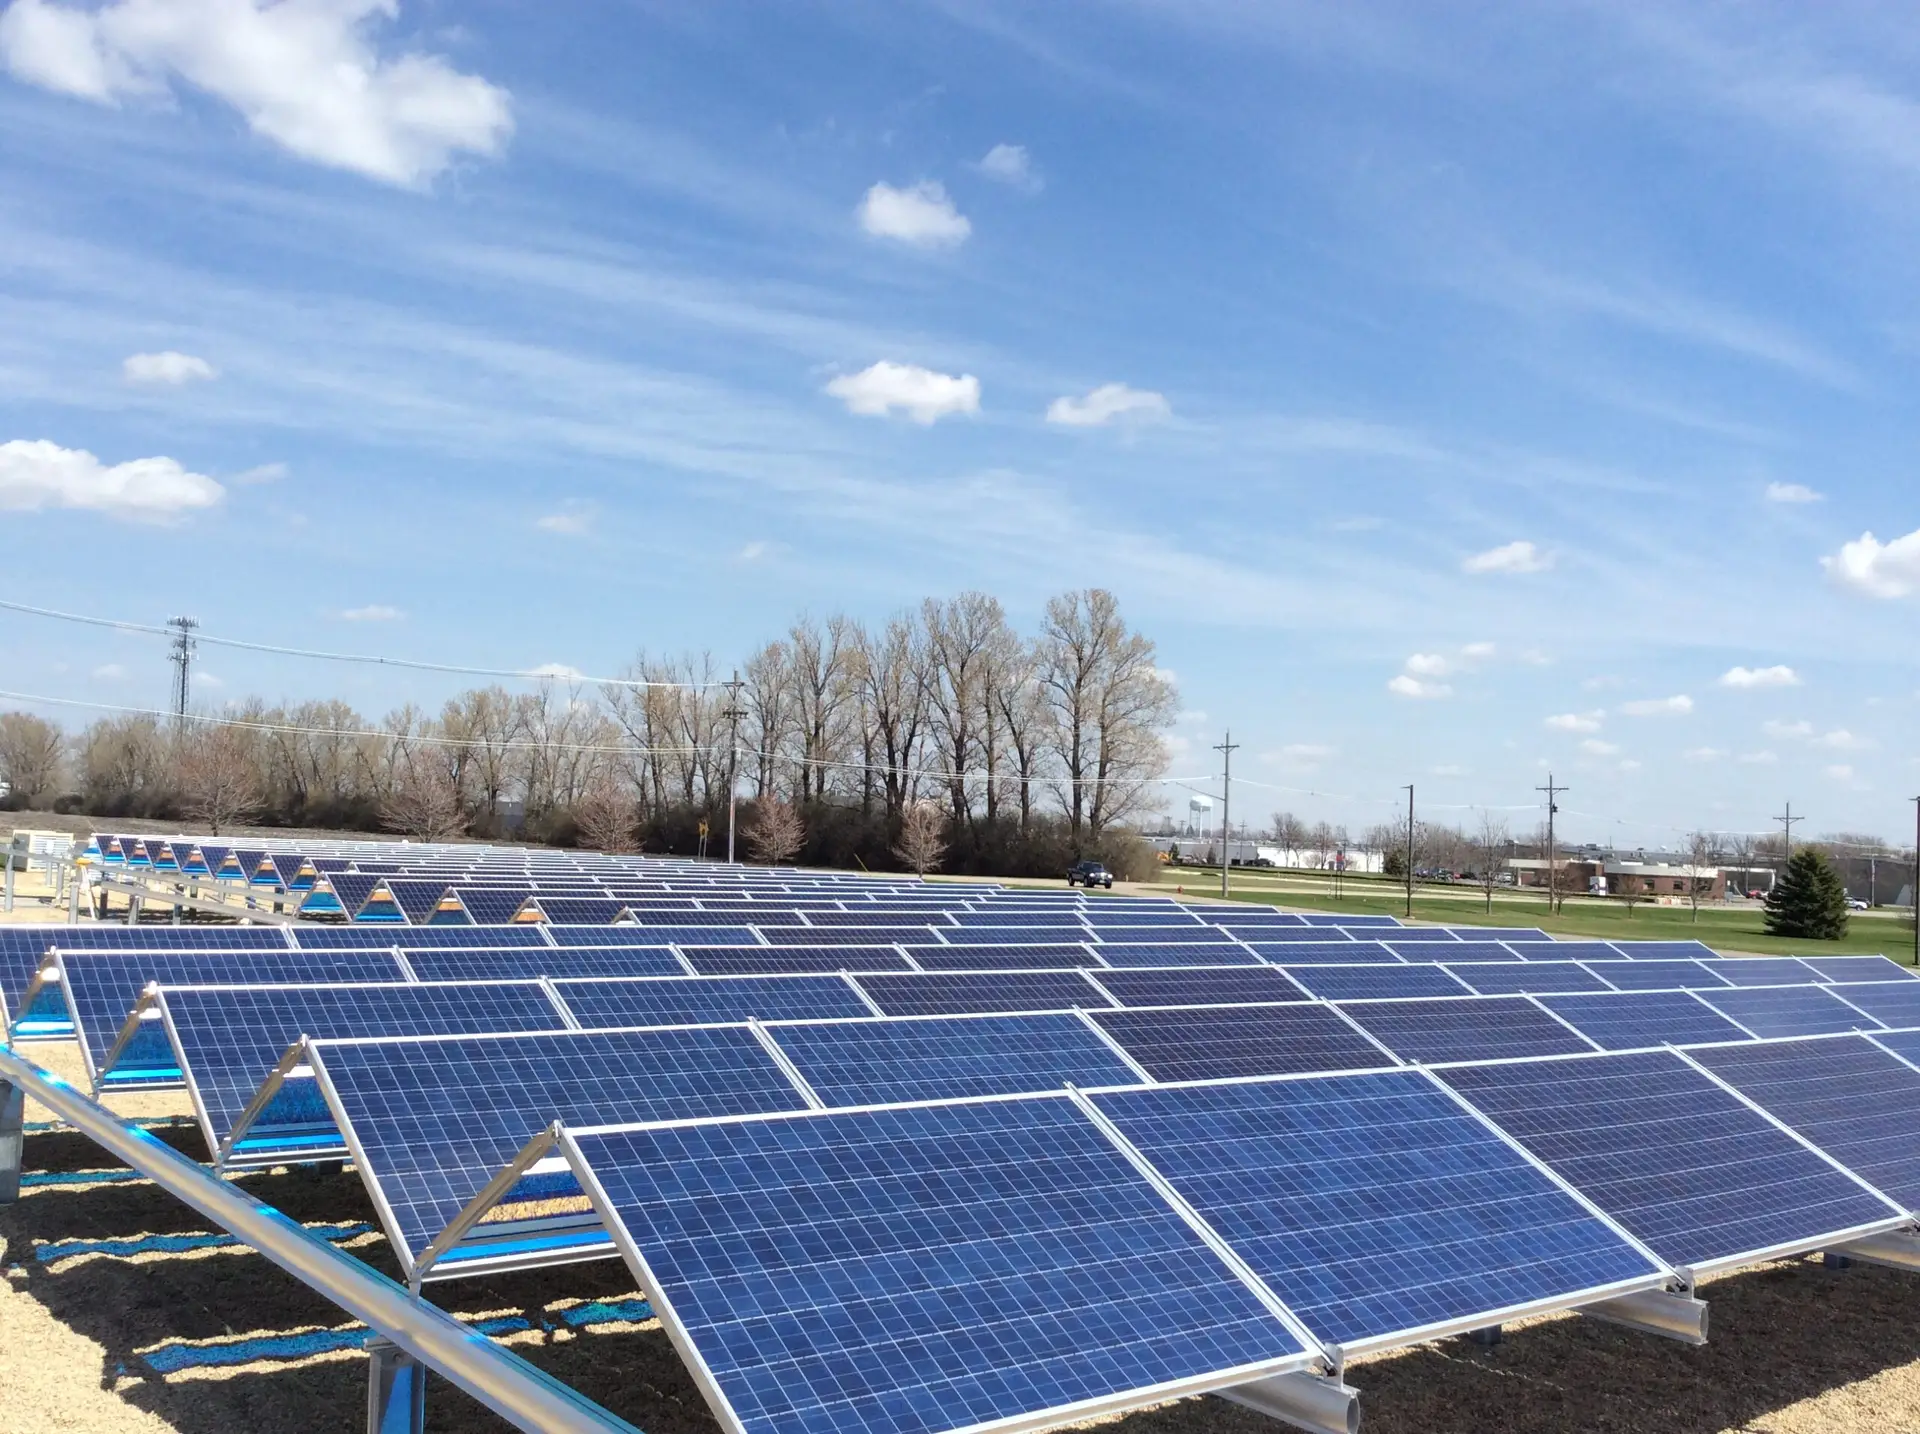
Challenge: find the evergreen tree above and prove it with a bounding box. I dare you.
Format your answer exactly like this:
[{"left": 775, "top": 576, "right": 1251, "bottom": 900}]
[{"left": 1763, "top": 847, "right": 1850, "bottom": 941}]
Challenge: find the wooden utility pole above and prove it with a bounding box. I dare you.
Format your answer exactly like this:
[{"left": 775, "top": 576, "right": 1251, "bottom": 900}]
[
  {"left": 1215, "top": 732, "right": 1240, "bottom": 900},
  {"left": 1536, "top": 774, "right": 1568, "bottom": 914},
  {"left": 1402, "top": 784, "right": 1415, "bottom": 919}
]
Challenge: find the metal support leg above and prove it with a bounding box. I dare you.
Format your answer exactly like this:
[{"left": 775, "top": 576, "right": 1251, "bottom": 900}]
[
  {"left": 1468, "top": 1325, "right": 1502, "bottom": 1347},
  {"left": 1830, "top": 1231, "right": 1920, "bottom": 1273},
  {"left": 4, "top": 858, "right": 13, "bottom": 913},
  {"left": 1220, "top": 1372, "right": 1360, "bottom": 1434},
  {"left": 367, "top": 1337, "right": 426, "bottom": 1434},
  {"left": 0, "top": 1080, "right": 24, "bottom": 1205},
  {"left": 1825, "top": 1252, "right": 1853, "bottom": 1270},
  {"left": 127, "top": 892, "right": 141, "bottom": 926}
]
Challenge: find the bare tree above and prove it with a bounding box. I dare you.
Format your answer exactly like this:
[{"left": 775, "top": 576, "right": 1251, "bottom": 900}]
[
  {"left": 893, "top": 800, "right": 948, "bottom": 876},
  {"left": 0, "top": 712, "right": 65, "bottom": 806},
  {"left": 747, "top": 799, "right": 805, "bottom": 866},
  {"left": 575, "top": 774, "right": 639, "bottom": 853},
  {"left": 1687, "top": 829, "right": 1721, "bottom": 924},
  {"left": 1476, "top": 811, "right": 1510, "bottom": 915},
  {"left": 790, "top": 616, "right": 857, "bottom": 804},
  {"left": 175, "top": 721, "right": 265, "bottom": 835},
  {"left": 855, "top": 615, "right": 931, "bottom": 822},
  {"left": 383, "top": 747, "right": 469, "bottom": 842}
]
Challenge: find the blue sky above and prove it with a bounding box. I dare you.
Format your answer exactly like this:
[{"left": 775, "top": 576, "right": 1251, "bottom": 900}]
[{"left": 1, "top": 0, "right": 1917, "bottom": 846}]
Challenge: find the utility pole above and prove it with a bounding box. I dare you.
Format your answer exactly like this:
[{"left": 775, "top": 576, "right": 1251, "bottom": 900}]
[
  {"left": 1775, "top": 802, "right": 1801, "bottom": 860},
  {"left": 1536, "top": 774, "right": 1568, "bottom": 914},
  {"left": 722, "top": 670, "right": 745, "bottom": 865},
  {"left": 1215, "top": 731, "right": 1240, "bottom": 900},
  {"left": 167, "top": 616, "right": 198, "bottom": 723},
  {"left": 1402, "top": 784, "right": 1415, "bottom": 919},
  {"left": 1911, "top": 798, "right": 1919, "bottom": 968}
]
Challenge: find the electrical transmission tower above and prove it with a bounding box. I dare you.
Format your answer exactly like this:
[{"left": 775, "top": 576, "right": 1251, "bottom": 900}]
[{"left": 167, "top": 616, "right": 199, "bottom": 721}]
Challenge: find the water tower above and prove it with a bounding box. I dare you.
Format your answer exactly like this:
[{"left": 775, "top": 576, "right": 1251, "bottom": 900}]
[{"left": 1187, "top": 794, "right": 1212, "bottom": 835}]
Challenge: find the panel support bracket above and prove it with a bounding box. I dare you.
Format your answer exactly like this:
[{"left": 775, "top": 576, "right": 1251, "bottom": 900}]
[
  {"left": 1220, "top": 1372, "right": 1361, "bottom": 1434},
  {"left": 1830, "top": 1230, "right": 1920, "bottom": 1274},
  {"left": 0, "top": 1078, "right": 23, "bottom": 1205},
  {"left": 1579, "top": 1287, "right": 1707, "bottom": 1345},
  {"left": 366, "top": 1336, "right": 426, "bottom": 1434}
]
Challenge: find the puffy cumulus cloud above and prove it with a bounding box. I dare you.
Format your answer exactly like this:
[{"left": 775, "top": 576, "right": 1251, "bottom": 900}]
[
  {"left": 1824, "top": 527, "right": 1920, "bottom": 599},
  {"left": 1765, "top": 481, "right": 1822, "bottom": 503},
  {"left": 1404, "top": 653, "right": 1451, "bottom": 677},
  {"left": 1546, "top": 711, "right": 1604, "bottom": 733},
  {"left": 1046, "top": 382, "right": 1170, "bottom": 428},
  {"left": 1619, "top": 695, "right": 1693, "bottom": 716},
  {"left": 975, "top": 142, "right": 1041, "bottom": 193},
  {"left": 1460, "top": 641, "right": 1497, "bottom": 661},
  {"left": 0, "top": 437, "right": 223, "bottom": 521},
  {"left": 825, "top": 361, "right": 980, "bottom": 424},
  {"left": 122, "top": 349, "right": 215, "bottom": 384},
  {"left": 338, "top": 604, "right": 401, "bottom": 621},
  {"left": 1462, "top": 539, "right": 1551, "bottom": 575},
  {"left": 857, "top": 180, "right": 970, "bottom": 246},
  {"left": 1720, "top": 664, "right": 1800, "bottom": 689},
  {"left": 1763, "top": 719, "right": 1813, "bottom": 739},
  {"left": 1825, "top": 764, "right": 1856, "bottom": 782},
  {"left": 1815, "top": 729, "right": 1873, "bottom": 751},
  {"left": 1388, "top": 674, "right": 1451, "bottom": 699},
  {"left": 0, "top": 0, "right": 512, "bottom": 187}
]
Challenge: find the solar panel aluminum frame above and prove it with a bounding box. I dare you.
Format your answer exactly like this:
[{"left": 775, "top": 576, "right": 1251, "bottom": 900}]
[
  {"left": 219, "top": 1037, "right": 352, "bottom": 1170},
  {"left": 541, "top": 1107, "right": 1330, "bottom": 1434}
]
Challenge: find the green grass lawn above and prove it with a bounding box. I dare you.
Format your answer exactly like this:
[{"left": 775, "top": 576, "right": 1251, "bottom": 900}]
[{"left": 1153, "top": 867, "right": 1918, "bottom": 961}]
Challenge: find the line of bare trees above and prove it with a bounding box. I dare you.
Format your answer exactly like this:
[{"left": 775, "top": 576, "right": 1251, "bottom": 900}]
[{"left": 0, "top": 589, "right": 1177, "bottom": 877}]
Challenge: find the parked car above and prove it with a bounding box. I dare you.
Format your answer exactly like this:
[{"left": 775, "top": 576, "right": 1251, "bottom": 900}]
[
  {"left": 1847, "top": 898, "right": 1870, "bottom": 911},
  {"left": 1067, "top": 860, "right": 1114, "bottom": 889}
]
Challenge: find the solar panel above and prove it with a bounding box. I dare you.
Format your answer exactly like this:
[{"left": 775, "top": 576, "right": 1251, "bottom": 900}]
[
  {"left": 2, "top": 925, "right": 291, "bottom": 1031},
  {"left": 1696, "top": 985, "right": 1883, "bottom": 1038},
  {"left": 1088, "top": 967, "right": 1309, "bottom": 1008},
  {"left": 401, "top": 947, "right": 685, "bottom": 981},
  {"left": 293, "top": 924, "right": 549, "bottom": 949},
  {"left": 1826, "top": 981, "right": 1920, "bottom": 1029},
  {"left": 1538, "top": 991, "right": 1753, "bottom": 1051},
  {"left": 1286, "top": 964, "right": 1470, "bottom": 1002},
  {"left": 1092, "top": 1003, "right": 1392, "bottom": 1082},
  {"left": 1244, "top": 940, "right": 1399, "bottom": 966},
  {"left": 1712, "top": 959, "right": 1825, "bottom": 988},
  {"left": 554, "top": 975, "right": 873, "bottom": 1028},
  {"left": 1309, "top": 913, "right": 1401, "bottom": 926},
  {"left": 767, "top": 926, "right": 937, "bottom": 946},
  {"left": 853, "top": 970, "right": 1111, "bottom": 1017},
  {"left": 1579, "top": 959, "right": 1729, "bottom": 991},
  {"left": 766, "top": 1013, "right": 1141, "bottom": 1107},
  {"left": 1414, "top": 941, "right": 1528, "bottom": 964},
  {"left": 455, "top": 891, "right": 536, "bottom": 925},
  {"left": 1338, "top": 996, "right": 1596, "bottom": 1065},
  {"left": 1611, "top": 941, "right": 1719, "bottom": 961},
  {"left": 1797, "top": 956, "right": 1919, "bottom": 984},
  {"left": 901, "top": 943, "right": 1097, "bottom": 970},
  {"left": 1439, "top": 1051, "right": 1900, "bottom": 1270},
  {"left": 162, "top": 979, "right": 569, "bottom": 1149},
  {"left": 51, "top": 949, "right": 408, "bottom": 1079},
  {"left": 1690, "top": 1036, "right": 1920, "bottom": 1211},
  {"left": 1369, "top": 928, "right": 1459, "bottom": 943},
  {"left": 311, "top": 1026, "right": 812, "bottom": 1268},
  {"left": 1506, "top": 942, "right": 1629, "bottom": 963},
  {"left": 1449, "top": 962, "right": 1616, "bottom": 996},
  {"left": 1090, "top": 1074, "right": 1663, "bottom": 1348},
  {"left": 569, "top": 1098, "right": 1312, "bottom": 1434},
  {"left": 1446, "top": 928, "right": 1553, "bottom": 943},
  {"left": 1094, "top": 929, "right": 1240, "bottom": 945},
  {"left": 936, "top": 927, "right": 1091, "bottom": 946},
  {"left": 532, "top": 897, "right": 631, "bottom": 925},
  {"left": 682, "top": 947, "right": 914, "bottom": 976},
  {"left": 1220, "top": 926, "right": 1351, "bottom": 944},
  {"left": 552, "top": 925, "right": 760, "bottom": 948},
  {"left": 1089, "top": 942, "right": 1260, "bottom": 968}
]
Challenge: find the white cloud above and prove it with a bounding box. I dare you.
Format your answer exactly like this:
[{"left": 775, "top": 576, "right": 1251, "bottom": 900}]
[
  {"left": 1763, "top": 719, "right": 1813, "bottom": 740},
  {"left": 91, "top": 663, "right": 125, "bottom": 680},
  {"left": 1546, "top": 711, "right": 1604, "bottom": 734},
  {"left": 1619, "top": 695, "right": 1694, "bottom": 716},
  {"left": 1580, "top": 739, "right": 1621, "bottom": 757},
  {"left": 735, "top": 540, "right": 769, "bottom": 563},
  {"left": 231, "top": 461, "right": 286, "bottom": 485},
  {"left": 1388, "top": 674, "right": 1452, "bottom": 700},
  {"left": 1431, "top": 764, "right": 1467, "bottom": 777},
  {"left": 122, "top": 349, "right": 215, "bottom": 385},
  {"left": 0, "top": 0, "right": 512, "bottom": 187},
  {"left": 1826, "top": 764, "right": 1856, "bottom": 782},
  {"left": 1737, "top": 750, "right": 1779, "bottom": 765},
  {"left": 339, "top": 604, "right": 401, "bottom": 622},
  {"left": 196, "top": 671, "right": 224, "bottom": 688},
  {"left": 0, "top": 437, "right": 223, "bottom": 521},
  {"left": 1046, "top": 382, "right": 1171, "bottom": 428},
  {"left": 825, "top": 361, "right": 980, "bottom": 423},
  {"left": 1824, "top": 528, "right": 1920, "bottom": 599},
  {"left": 525, "top": 662, "right": 585, "bottom": 682},
  {"left": 857, "top": 180, "right": 970, "bottom": 246},
  {"left": 1815, "top": 729, "right": 1873, "bottom": 751},
  {"left": 1177, "top": 709, "right": 1209, "bottom": 726},
  {"left": 1460, "top": 641, "right": 1497, "bottom": 661},
  {"left": 975, "top": 142, "right": 1041, "bottom": 193},
  {"left": 1765, "top": 481, "right": 1822, "bottom": 504},
  {"left": 1404, "top": 653, "right": 1451, "bottom": 677},
  {"left": 536, "top": 502, "right": 593, "bottom": 536},
  {"left": 1720, "top": 665, "right": 1801, "bottom": 689},
  {"left": 1462, "top": 539, "right": 1552, "bottom": 575},
  {"left": 1618, "top": 759, "right": 1642, "bottom": 773},
  {"left": 1683, "top": 747, "right": 1727, "bottom": 761}
]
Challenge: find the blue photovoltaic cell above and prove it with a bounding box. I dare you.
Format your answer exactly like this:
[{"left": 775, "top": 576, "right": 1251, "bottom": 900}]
[
  {"left": 3, "top": 925, "right": 291, "bottom": 1027},
  {"left": 768, "top": 1013, "right": 1139, "bottom": 1107},
  {"left": 1449, "top": 963, "right": 1616, "bottom": 996},
  {"left": 1309, "top": 914, "right": 1401, "bottom": 927},
  {"left": 56, "top": 950, "right": 408, "bottom": 1076},
  {"left": 1578, "top": 959, "right": 1729, "bottom": 992},
  {"left": 1539, "top": 991, "right": 1752, "bottom": 1051},
  {"left": 1339, "top": 996, "right": 1595, "bottom": 1065},
  {"left": 949, "top": 912, "right": 1086, "bottom": 927},
  {"left": 1413, "top": 941, "right": 1527, "bottom": 964},
  {"left": 1507, "top": 943, "right": 1629, "bottom": 964},
  {"left": 555, "top": 975, "right": 872, "bottom": 1028},
  {"left": 1092, "top": 1075, "right": 1661, "bottom": 1346},
  {"left": 1797, "top": 957, "right": 1920, "bottom": 984},
  {"left": 854, "top": 970, "right": 1111, "bottom": 1017},
  {"left": 936, "top": 927, "right": 1088, "bottom": 946},
  {"left": 1287, "top": 964, "right": 1469, "bottom": 1002},
  {"left": 1691, "top": 1036, "right": 1920, "bottom": 1211},
  {"left": 315, "top": 1026, "right": 811, "bottom": 1261},
  {"left": 902, "top": 943, "right": 1097, "bottom": 971},
  {"left": 1871, "top": 1028, "right": 1920, "bottom": 1065},
  {"left": 1222, "top": 927, "right": 1352, "bottom": 944},
  {"left": 572, "top": 925, "right": 762, "bottom": 947},
  {"left": 1826, "top": 982, "right": 1920, "bottom": 1029},
  {"left": 573, "top": 1098, "right": 1308, "bottom": 1434},
  {"left": 455, "top": 892, "right": 536, "bottom": 925},
  {"left": 1095, "top": 929, "right": 1239, "bottom": 945},
  {"left": 1369, "top": 928, "right": 1459, "bottom": 943},
  {"left": 1445, "top": 928, "right": 1553, "bottom": 943},
  {"left": 1093, "top": 1003, "right": 1390, "bottom": 1082},
  {"left": 1089, "top": 967, "right": 1309, "bottom": 1008},
  {"left": 1440, "top": 1051, "right": 1898, "bottom": 1268},
  {"left": 163, "top": 981, "right": 571, "bottom": 1147},
  {"left": 402, "top": 947, "right": 685, "bottom": 981},
  {"left": 1696, "top": 986, "right": 1882, "bottom": 1038},
  {"left": 1245, "top": 940, "right": 1397, "bottom": 966},
  {"left": 1091, "top": 942, "right": 1260, "bottom": 968},
  {"left": 293, "top": 925, "right": 549, "bottom": 950},
  {"left": 533, "top": 897, "right": 631, "bottom": 925},
  {"left": 1713, "top": 960, "right": 1825, "bottom": 988},
  {"left": 761, "top": 926, "right": 937, "bottom": 946},
  {"left": 1612, "top": 941, "right": 1720, "bottom": 961},
  {"left": 683, "top": 947, "right": 914, "bottom": 976}
]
